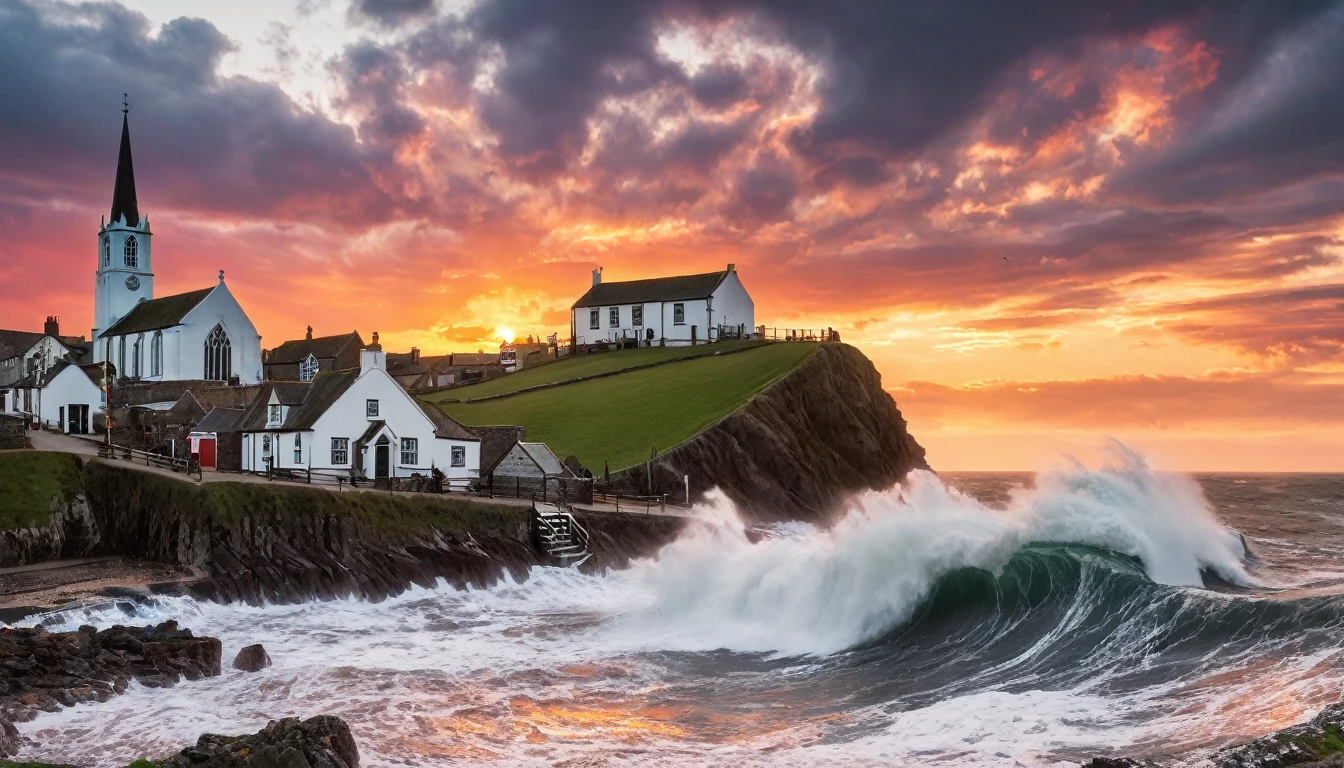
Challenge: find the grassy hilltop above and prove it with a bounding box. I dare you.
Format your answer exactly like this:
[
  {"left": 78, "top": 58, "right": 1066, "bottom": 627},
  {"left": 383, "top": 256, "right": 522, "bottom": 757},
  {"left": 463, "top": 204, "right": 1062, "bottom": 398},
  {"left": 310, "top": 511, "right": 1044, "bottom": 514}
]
[{"left": 424, "top": 342, "right": 817, "bottom": 472}]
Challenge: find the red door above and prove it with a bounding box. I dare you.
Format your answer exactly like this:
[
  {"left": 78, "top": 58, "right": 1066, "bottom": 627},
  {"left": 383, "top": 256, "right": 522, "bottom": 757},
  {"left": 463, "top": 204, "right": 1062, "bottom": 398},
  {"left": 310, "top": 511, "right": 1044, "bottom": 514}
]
[{"left": 198, "top": 437, "right": 217, "bottom": 469}]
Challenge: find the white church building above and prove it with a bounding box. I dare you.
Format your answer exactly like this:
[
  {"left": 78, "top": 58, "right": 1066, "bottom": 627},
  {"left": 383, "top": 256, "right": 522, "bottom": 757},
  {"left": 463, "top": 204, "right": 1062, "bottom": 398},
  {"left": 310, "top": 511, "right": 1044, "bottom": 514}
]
[{"left": 91, "top": 111, "right": 262, "bottom": 384}]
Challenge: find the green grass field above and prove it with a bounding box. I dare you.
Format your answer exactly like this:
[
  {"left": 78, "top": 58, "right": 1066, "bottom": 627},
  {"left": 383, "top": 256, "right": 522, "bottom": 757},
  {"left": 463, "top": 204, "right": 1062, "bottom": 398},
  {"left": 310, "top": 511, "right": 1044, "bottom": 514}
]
[
  {"left": 0, "top": 450, "right": 85, "bottom": 530},
  {"left": 438, "top": 342, "right": 817, "bottom": 471},
  {"left": 425, "top": 340, "right": 766, "bottom": 402}
]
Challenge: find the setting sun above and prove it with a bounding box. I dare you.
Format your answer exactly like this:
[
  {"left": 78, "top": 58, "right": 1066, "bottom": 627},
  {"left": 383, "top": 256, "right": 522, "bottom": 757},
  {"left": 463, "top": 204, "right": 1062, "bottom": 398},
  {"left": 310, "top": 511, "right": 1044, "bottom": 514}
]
[{"left": 498, "top": 327, "right": 515, "bottom": 344}]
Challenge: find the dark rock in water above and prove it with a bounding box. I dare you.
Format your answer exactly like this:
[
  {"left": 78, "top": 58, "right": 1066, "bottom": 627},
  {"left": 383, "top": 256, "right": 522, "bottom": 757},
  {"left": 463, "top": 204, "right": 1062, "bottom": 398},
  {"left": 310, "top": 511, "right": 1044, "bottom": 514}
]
[
  {"left": 1216, "top": 702, "right": 1344, "bottom": 767},
  {"left": 232, "top": 643, "right": 272, "bottom": 672},
  {"left": 157, "top": 715, "right": 359, "bottom": 768},
  {"left": 0, "top": 622, "right": 222, "bottom": 757},
  {"left": 612, "top": 343, "right": 930, "bottom": 522}
]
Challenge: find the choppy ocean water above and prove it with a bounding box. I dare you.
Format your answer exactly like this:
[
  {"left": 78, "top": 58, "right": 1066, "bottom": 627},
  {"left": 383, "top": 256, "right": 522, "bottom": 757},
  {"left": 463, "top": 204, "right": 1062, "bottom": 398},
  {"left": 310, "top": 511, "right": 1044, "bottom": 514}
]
[{"left": 15, "top": 447, "right": 1344, "bottom": 766}]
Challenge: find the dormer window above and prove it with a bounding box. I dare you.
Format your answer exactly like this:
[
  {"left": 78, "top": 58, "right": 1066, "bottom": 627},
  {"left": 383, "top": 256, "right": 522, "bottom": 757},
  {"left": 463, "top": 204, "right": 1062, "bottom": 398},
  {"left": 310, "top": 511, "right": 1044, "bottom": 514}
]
[
  {"left": 299, "top": 354, "right": 319, "bottom": 382},
  {"left": 123, "top": 235, "right": 138, "bottom": 268},
  {"left": 267, "top": 404, "right": 281, "bottom": 426}
]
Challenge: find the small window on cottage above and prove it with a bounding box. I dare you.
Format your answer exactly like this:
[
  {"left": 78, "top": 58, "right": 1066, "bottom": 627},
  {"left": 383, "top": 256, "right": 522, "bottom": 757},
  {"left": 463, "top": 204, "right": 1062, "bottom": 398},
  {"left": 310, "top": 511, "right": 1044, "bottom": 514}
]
[
  {"left": 299, "top": 354, "right": 319, "bottom": 382},
  {"left": 451, "top": 445, "right": 466, "bottom": 467},
  {"left": 268, "top": 404, "right": 281, "bottom": 426},
  {"left": 673, "top": 303, "right": 685, "bottom": 324},
  {"left": 609, "top": 307, "right": 620, "bottom": 327},
  {"left": 632, "top": 305, "right": 643, "bottom": 327},
  {"left": 366, "top": 399, "right": 379, "bottom": 418},
  {"left": 331, "top": 438, "right": 349, "bottom": 465},
  {"left": 589, "top": 309, "right": 599, "bottom": 330},
  {"left": 293, "top": 433, "right": 302, "bottom": 463},
  {"left": 400, "top": 438, "right": 418, "bottom": 466},
  {"left": 262, "top": 434, "right": 272, "bottom": 452}
]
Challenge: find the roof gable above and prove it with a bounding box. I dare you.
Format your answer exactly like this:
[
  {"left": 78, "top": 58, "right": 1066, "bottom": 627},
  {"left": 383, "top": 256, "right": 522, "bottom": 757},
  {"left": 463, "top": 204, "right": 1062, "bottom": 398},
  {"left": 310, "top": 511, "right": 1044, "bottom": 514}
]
[
  {"left": 418, "top": 400, "right": 479, "bottom": 442},
  {"left": 102, "top": 288, "right": 214, "bottom": 337},
  {"left": 571, "top": 271, "right": 728, "bottom": 309},
  {"left": 267, "top": 332, "right": 364, "bottom": 365}
]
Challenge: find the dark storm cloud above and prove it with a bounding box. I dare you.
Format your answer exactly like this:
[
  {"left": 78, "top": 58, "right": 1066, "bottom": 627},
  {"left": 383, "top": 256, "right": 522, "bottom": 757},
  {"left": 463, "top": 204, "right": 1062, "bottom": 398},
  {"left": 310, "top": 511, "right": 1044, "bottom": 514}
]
[
  {"left": 335, "top": 43, "right": 427, "bottom": 145},
  {"left": 1112, "top": 3, "right": 1344, "bottom": 205},
  {"left": 0, "top": 0, "right": 399, "bottom": 225},
  {"left": 352, "top": 0, "right": 436, "bottom": 27},
  {"left": 689, "top": 62, "right": 750, "bottom": 110}
]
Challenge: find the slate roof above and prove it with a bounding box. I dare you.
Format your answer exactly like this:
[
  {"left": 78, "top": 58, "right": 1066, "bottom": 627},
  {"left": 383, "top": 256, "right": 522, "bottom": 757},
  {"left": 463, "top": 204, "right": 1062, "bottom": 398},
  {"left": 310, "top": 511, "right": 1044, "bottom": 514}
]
[
  {"left": 418, "top": 401, "right": 480, "bottom": 442},
  {"left": 111, "top": 113, "right": 140, "bottom": 227},
  {"left": 0, "top": 329, "right": 47, "bottom": 358},
  {"left": 519, "top": 442, "right": 573, "bottom": 476},
  {"left": 194, "top": 407, "right": 246, "bottom": 434},
  {"left": 267, "top": 332, "right": 363, "bottom": 365},
  {"left": 13, "top": 361, "right": 108, "bottom": 389},
  {"left": 101, "top": 288, "right": 214, "bottom": 337},
  {"left": 571, "top": 271, "right": 728, "bottom": 309}
]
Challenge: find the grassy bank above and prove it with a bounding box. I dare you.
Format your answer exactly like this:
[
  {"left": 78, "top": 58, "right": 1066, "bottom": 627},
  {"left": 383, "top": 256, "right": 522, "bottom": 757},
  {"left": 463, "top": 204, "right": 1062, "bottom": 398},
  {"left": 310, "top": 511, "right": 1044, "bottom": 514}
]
[
  {"left": 423, "top": 340, "right": 765, "bottom": 402},
  {"left": 0, "top": 451, "right": 85, "bottom": 530},
  {"left": 439, "top": 342, "right": 817, "bottom": 471}
]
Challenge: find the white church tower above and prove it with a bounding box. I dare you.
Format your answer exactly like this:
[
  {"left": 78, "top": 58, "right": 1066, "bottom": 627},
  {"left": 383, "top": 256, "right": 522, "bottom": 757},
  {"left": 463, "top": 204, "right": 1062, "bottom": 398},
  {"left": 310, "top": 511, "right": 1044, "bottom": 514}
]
[{"left": 92, "top": 106, "right": 154, "bottom": 355}]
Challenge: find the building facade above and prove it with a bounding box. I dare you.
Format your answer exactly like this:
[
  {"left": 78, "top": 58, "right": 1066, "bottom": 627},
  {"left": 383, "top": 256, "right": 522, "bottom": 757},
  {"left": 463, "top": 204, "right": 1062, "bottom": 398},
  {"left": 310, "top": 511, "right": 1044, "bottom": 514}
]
[
  {"left": 570, "top": 264, "right": 755, "bottom": 346},
  {"left": 239, "top": 342, "right": 481, "bottom": 487}
]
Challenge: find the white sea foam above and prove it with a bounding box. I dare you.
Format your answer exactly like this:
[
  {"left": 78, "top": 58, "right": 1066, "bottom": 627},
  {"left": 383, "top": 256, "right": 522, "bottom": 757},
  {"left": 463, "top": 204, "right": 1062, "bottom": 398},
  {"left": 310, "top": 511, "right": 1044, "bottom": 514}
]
[{"left": 617, "top": 440, "right": 1253, "bottom": 656}]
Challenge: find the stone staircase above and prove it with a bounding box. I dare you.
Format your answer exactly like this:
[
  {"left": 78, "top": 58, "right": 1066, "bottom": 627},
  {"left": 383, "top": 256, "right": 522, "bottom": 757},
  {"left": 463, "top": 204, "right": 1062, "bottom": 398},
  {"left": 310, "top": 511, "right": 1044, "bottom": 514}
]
[{"left": 530, "top": 503, "right": 591, "bottom": 567}]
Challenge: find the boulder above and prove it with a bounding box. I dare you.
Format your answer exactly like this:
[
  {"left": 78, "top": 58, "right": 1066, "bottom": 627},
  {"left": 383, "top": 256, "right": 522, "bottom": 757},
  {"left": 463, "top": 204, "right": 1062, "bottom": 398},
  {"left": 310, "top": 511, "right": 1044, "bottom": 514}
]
[
  {"left": 1217, "top": 702, "right": 1344, "bottom": 767},
  {"left": 157, "top": 715, "right": 359, "bottom": 768},
  {"left": 232, "top": 644, "right": 272, "bottom": 673}
]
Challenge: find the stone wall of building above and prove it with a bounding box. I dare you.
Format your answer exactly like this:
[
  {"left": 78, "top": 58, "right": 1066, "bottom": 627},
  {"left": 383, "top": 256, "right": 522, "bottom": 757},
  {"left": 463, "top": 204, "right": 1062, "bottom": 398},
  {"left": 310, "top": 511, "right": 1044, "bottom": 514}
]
[{"left": 0, "top": 414, "right": 25, "bottom": 450}]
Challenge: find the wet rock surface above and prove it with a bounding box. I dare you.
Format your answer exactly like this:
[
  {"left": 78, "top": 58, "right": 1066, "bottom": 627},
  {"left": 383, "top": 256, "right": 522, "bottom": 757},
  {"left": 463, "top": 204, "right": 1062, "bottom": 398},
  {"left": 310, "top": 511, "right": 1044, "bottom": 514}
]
[
  {"left": 1215, "top": 703, "right": 1344, "bottom": 768},
  {"left": 155, "top": 715, "right": 359, "bottom": 768},
  {"left": 614, "top": 343, "right": 929, "bottom": 522},
  {"left": 232, "top": 643, "right": 271, "bottom": 673},
  {"left": 0, "top": 620, "right": 222, "bottom": 757}
]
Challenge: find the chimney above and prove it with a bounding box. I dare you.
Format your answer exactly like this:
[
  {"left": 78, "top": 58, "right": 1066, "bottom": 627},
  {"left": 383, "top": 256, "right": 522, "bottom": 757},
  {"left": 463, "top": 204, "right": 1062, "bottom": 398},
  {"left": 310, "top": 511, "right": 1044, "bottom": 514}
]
[
  {"left": 44, "top": 315, "right": 59, "bottom": 337},
  {"left": 592, "top": 267, "right": 603, "bottom": 286},
  {"left": 411, "top": 347, "right": 420, "bottom": 364},
  {"left": 305, "top": 325, "right": 313, "bottom": 340},
  {"left": 361, "top": 332, "right": 386, "bottom": 374},
  {"left": 726, "top": 263, "right": 735, "bottom": 273}
]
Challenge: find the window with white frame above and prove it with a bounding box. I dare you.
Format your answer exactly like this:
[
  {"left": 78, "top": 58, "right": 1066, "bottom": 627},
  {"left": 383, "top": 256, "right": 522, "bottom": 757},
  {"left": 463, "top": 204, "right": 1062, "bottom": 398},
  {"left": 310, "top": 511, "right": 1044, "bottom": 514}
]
[
  {"left": 400, "top": 437, "right": 418, "bottom": 465},
  {"left": 673, "top": 303, "right": 685, "bottom": 324},
  {"left": 203, "top": 324, "right": 231, "bottom": 381},
  {"left": 150, "top": 331, "right": 162, "bottom": 377},
  {"left": 293, "top": 433, "right": 302, "bottom": 463},
  {"left": 609, "top": 307, "right": 620, "bottom": 327},
  {"left": 267, "top": 404, "right": 281, "bottom": 426},
  {"left": 632, "top": 305, "right": 643, "bottom": 327},
  {"left": 131, "top": 335, "right": 142, "bottom": 378},
  {"left": 299, "top": 354, "right": 318, "bottom": 382},
  {"left": 451, "top": 445, "right": 466, "bottom": 467},
  {"left": 366, "top": 399, "right": 379, "bottom": 418},
  {"left": 262, "top": 434, "right": 271, "bottom": 453},
  {"left": 123, "top": 235, "right": 138, "bottom": 268},
  {"left": 589, "top": 309, "right": 599, "bottom": 330},
  {"left": 103, "top": 239, "right": 110, "bottom": 267},
  {"left": 331, "top": 437, "right": 349, "bottom": 465}
]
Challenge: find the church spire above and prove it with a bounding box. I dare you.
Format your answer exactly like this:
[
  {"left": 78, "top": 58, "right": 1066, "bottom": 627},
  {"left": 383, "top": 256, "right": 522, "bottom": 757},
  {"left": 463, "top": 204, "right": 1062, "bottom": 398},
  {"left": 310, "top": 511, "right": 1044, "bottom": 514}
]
[{"left": 110, "top": 97, "right": 139, "bottom": 227}]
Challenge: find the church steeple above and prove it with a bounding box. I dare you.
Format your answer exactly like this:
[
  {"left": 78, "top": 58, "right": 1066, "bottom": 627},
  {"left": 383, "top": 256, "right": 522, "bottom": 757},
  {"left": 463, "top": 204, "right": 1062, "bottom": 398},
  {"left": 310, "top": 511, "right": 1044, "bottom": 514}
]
[{"left": 109, "top": 102, "right": 139, "bottom": 227}]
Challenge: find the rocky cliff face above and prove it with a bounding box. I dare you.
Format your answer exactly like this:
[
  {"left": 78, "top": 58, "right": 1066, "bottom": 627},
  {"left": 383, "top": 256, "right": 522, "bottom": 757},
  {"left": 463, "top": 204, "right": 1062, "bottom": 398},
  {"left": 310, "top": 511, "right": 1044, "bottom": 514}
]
[
  {"left": 0, "top": 493, "right": 100, "bottom": 568},
  {"left": 616, "top": 343, "right": 928, "bottom": 522},
  {"left": 73, "top": 463, "right": 683, "bottom": 605}
]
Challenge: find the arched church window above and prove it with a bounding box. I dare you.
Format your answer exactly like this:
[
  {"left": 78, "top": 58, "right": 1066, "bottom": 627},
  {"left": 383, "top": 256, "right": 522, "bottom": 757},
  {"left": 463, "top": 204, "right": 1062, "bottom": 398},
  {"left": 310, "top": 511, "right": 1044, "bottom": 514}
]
[
  {"left": 132, "top": 334, "right": 142, "bottom": 378},
  {"left": 118, "top": 337, "right": 126, "bottom": 378},
  {"left": 124, "top": 235, "right": 138, "bottom": 268},
  {"left": 300, "top": 354, "right": 319, "bottom": 382},
  {"left": 151, "top": 331, "right": 163, "bottom": 377},
  {"left": 104, "top": 239, "right": 110, "bottom": 267},
  {"left": 203, "top": 324, "right": 231, "bottom": 381}
]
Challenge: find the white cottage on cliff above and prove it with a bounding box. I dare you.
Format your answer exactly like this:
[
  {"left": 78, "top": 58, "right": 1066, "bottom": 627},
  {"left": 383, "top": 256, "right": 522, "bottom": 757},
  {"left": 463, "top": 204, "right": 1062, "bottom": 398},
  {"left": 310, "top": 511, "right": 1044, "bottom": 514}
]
[{"left": 570, "top": 264, "right": 754, "bottom": 345}]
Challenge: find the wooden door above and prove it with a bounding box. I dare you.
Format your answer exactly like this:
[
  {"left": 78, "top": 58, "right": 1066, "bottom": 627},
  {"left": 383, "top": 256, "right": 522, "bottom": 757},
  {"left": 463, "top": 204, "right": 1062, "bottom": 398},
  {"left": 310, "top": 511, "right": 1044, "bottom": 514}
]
[
  {"left": 375, "top": 441, "right": 390, "bottom": 478},
  {"left": 199, "top": 437, "right": 217, "bottom": 469}
]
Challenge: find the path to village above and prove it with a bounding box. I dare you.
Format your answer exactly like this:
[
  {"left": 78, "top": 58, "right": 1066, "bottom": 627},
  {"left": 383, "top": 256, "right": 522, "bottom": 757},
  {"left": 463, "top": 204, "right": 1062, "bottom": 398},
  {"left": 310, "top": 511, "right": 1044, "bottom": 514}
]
[{"left": 25, "top": 429, "right": 697, "bottom": 519}]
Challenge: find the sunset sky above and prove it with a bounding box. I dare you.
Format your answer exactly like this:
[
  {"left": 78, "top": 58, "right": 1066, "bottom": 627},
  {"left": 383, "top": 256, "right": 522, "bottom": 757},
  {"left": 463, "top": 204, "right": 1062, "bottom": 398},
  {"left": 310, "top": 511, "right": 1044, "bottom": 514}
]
[{"left": 2, "top": 0, "right": 1342, "bottom": 471}]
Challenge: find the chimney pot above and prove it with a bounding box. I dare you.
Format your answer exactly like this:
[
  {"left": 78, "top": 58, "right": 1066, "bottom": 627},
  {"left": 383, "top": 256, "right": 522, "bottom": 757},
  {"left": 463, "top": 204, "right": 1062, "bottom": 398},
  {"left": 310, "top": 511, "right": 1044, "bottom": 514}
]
[
  {"left": 727, "top": 263, "right": 735, "bottom": 272},
  {"left": 44, "top": 315, "right": 59, "bottom": 337},
  {"left": 592, "top": 267, "right": 603, "bottom": 287},
  {"left": 306, "top": 325, "right": 313, "bottom": 340}
]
